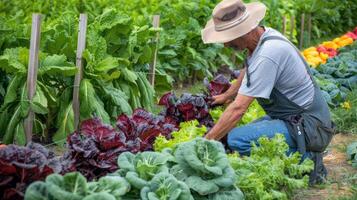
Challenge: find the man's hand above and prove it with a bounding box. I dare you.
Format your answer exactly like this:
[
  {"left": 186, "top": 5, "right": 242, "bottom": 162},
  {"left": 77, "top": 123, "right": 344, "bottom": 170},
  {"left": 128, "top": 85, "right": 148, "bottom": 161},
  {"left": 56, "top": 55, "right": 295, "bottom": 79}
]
[
  {"left": 205, "top": 94, "right": 255, "bottom": 141},
  {"left": 211, "top": 93, "right": 233, "bottom": 105},
  {"left": 211, "top": 68, "right": 246, "bottom": 106}
]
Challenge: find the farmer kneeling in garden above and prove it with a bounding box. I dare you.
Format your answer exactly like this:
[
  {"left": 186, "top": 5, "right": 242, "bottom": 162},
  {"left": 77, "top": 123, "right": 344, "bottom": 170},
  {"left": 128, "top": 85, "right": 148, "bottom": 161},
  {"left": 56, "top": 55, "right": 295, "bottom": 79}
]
[{"left": 203, "top": 0, "right": 335, "bottom": 185}]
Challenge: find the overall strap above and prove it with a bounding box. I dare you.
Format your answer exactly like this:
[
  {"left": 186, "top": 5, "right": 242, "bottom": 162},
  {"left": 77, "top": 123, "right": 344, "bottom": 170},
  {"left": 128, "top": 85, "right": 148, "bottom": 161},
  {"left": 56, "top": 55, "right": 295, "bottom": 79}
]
[{"left": 259, "top": 35, "right": 317, "bottom": 86}]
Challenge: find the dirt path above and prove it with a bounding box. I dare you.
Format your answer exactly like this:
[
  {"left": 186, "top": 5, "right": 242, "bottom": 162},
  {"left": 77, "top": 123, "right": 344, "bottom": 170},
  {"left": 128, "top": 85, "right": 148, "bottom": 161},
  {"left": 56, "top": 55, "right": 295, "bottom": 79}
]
[{"left": 293, "top": 134, "right": 357, "bottom": 200}]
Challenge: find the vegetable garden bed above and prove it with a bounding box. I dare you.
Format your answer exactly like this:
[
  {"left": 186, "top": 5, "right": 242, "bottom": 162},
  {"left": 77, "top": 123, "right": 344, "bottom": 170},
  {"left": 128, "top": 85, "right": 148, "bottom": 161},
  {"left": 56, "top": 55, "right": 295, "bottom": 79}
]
[{"left": 1, "top": 0, "right": 357, "bottom": 199}]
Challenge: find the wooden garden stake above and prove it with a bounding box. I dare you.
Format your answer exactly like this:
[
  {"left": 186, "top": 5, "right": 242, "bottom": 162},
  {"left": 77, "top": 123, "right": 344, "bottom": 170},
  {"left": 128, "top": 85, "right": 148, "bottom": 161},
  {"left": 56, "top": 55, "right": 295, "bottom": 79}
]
[
  {"left": 149, "top": 15, "right": 160, "bottom": 86},
  {"left": 73, "top": 14, "right": 87, "bottom": 130},
  {"left": 290, "top": 15, "right": 295, "bottom": 41},
  {"left": 299, "top": 13, "right": 305, "bottom": 49},
  {"left": 24, "top": 14, "right": 41, "bottom": 143},
  {"left": 307, "top": 14, "right": 312, "bottom": 46},
  {"left": 282, "top": 15, "right": 287, "bottom": 35}
]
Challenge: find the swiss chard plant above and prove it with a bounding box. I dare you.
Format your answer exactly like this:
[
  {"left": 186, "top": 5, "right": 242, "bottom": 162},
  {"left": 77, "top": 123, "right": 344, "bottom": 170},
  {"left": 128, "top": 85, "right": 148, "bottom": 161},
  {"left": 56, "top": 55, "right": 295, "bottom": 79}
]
[{"left": 0, "top": 47, "right": 78, "bottom": 144}]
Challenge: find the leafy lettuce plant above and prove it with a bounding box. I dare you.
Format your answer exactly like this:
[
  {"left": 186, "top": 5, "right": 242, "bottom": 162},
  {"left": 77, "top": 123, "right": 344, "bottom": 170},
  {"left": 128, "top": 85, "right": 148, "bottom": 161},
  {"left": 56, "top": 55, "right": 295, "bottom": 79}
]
[
  {"left": 170, "top": 138, "right": 237, "bottom": 197},
  {"left": 87, "top": 175, "right": 131, "bottom": 198},
  {"left": 24, "top": 172, "right": 131, "bottom": 200},
  {"left": 140, "top": 172, "right": 194, "bottom": 200},
  {"left": 228, "top": 134, "right": 314, "bottom": 200},
  {"left": 116, "top": 151, "right": 169, "bottom": 190},
  {"left": 153, "top": 120, "right": 206, "bottom": 152},
  {"left": 209, "top": 100, "right": 265, "bottom": 126}
]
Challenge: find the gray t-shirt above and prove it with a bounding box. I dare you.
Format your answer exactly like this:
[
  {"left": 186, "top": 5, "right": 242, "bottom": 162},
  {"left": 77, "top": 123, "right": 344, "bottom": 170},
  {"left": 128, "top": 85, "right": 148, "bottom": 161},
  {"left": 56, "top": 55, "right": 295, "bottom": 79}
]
[{"left": 239, "top": 27, "right": 314, "bottom": 109}]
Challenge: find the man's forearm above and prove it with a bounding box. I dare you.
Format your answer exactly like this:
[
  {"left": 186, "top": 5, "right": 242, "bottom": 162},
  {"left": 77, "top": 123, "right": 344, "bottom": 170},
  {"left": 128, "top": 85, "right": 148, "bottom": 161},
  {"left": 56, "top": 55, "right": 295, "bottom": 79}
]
[
  {"left": 205, "top": 102, "right": 244, "bottom": 140},
  {"left": 224, "top": 68, "right": 246, "bottom": 99}
]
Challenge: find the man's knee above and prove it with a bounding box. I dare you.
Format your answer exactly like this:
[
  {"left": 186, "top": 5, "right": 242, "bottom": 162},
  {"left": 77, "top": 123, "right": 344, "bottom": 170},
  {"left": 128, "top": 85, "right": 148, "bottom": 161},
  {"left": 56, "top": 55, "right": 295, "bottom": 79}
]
[{"left": 227, "top": 128, "right": 251, "bottom": 155}]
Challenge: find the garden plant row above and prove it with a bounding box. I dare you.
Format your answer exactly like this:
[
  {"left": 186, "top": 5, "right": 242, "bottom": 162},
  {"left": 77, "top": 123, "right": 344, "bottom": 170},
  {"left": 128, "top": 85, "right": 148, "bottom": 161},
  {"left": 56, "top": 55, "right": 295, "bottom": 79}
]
[
  {"left": 0, "top": 74, "right": 314, "bottom": 200},
  {"left": 302, "top": 27, "right": 357, "bottom": 106},
  {"left": 1, "top": 0, "right": 357, "bottom": 145}
]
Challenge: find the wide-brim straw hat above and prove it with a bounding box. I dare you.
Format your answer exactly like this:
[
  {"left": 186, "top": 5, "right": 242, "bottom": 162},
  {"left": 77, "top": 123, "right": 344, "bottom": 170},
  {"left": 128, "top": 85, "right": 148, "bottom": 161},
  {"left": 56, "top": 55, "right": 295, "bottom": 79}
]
[{"left": 202, "top": 0, "right": 267, "bottom": 44}]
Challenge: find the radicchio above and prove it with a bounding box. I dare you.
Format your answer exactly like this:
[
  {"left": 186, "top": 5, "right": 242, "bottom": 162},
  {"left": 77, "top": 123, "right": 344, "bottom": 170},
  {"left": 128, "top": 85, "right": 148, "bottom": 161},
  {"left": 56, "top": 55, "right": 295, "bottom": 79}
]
[
  {"left": 0, "top": 143, "right": 61, "bottom": 200},
  {"left": 62, "top": 109, "right": 177, "bottom": 180},
  {"left": 204, "top": 74, "right": 231, "bottom": 96},
  {"left": 158, "top": 92, "right": 214, "bottom": 128}
]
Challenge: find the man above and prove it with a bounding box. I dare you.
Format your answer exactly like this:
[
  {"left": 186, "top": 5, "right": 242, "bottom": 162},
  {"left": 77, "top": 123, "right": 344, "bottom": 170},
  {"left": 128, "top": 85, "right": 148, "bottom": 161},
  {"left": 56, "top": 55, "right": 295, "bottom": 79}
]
[{"left": 201, "top": 0, "right": 335, "bottom": 185}]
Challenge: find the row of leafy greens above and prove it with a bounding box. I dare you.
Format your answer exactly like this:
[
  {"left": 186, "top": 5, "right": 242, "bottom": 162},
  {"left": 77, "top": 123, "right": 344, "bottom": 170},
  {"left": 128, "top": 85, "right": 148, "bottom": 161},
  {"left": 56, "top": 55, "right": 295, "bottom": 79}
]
[
  {"left": 25, "top": 137, "right": 244, "bottom": 200},
  {"left": 0, "top": 9, "right": 158, "bottom": 144},
  {"left": 21, "top": 135, "right": 314, "bottom": 200}
]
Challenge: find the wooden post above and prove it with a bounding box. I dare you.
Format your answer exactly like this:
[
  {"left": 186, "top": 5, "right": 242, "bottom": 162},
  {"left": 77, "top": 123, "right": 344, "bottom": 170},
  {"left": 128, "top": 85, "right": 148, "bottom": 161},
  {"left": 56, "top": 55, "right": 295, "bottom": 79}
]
[
  {"left": 282, "top": 15, "right": 287, "bottom": 35},
  {"left": 24, "top": 14, "right": 41, "bottom": 144},
  {"left": 307, "top": 13, "right": 312, "bottom": 46},
  {"left": 149, "top": 15, "right": 160, "bottom": 86},
  {"left": 290, "top": 15, "right": 295, "bottom": 41},
  {"left": 72, "top": 14, "right": 87, "bottom": 130},
  {"left": 299, "top": 13, "right": 305, "bottom": 49}
]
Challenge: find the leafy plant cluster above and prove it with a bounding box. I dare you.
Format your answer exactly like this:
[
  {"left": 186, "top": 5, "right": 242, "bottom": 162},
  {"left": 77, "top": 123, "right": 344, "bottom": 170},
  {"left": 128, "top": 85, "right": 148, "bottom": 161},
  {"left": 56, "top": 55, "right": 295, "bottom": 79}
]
[
  {"left": 312, "top": 41, "right": 357, "bottom": 106},
  {"left": 0, "top": 8, "right": 158, "bottom": 145},
  {"left": 294, "top": 0, "right": 357, "bottom": 46},
  {"left": 21, "top": 135, "right": 314, "bottom": 200},
  {"left": 61, "top": 109, "right": 177, "bottom": 180},
  {"left": 24, "top": 137, "right": 245, "bottom": 200},
  {"left": 158, "top": 72, "right": 262, "bottom": 129},
  {"left": 0, "top": 143, "right": 62, "bottom": 200},
  {"left": 3, "top": 0, "right": 356, "bottom": 86},
  {"left": 25, "top": 172, "right": 131, "bottom": 200},
  {"left": 347, "top": 141, "right": 357, "bottom": 168},
  {"left": 153, "top": 120, "right": 207, "bottom": 152},
  {"left": 331, "top": 86, "right": 357, "bottom": 134},
  {"left": 229, "top": 134, "right": 314, "bottom": 200}
]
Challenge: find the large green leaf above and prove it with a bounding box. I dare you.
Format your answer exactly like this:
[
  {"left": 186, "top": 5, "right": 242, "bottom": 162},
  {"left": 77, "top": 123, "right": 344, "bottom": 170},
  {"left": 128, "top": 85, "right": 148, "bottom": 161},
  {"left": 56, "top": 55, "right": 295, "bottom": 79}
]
[
  {"left": 39, "top": 65, "right": 78, "bottom": 76},
  {"left": 80, "top": 79, "right": 110, "bottom": 123},
  {"left": 14, "top": 122, "right": 26, "bottom": 145},
  {"left": 83, "top": 193, "right": 116, "bottom": 200},
  {"left": 0, "top": 108, "right": 10, "bottom": 138},
  {"left": 101, "top": 84, "right": 132, "bottom": 115},
  {"left": 0, "top": 47, "right": 28, "bottom": 74},
  {"left": 46, "top": 173, "right": 87, "bottom": 200},
  {"left": 19, "top": 83, "right": 30, "bottom": 117},
  {"left": 3, "top": 105, "right": 22, "bottom": 144},
  {"left": 2, "top": 75, "right": 24, "bottom": 107},
  {"left": 31, "top": 86, "right": 48, "bottom": 114},
  {"left": 37, "top": 81, "right": 57, "bottom": 105},
  {"left": 24, "top": 181, "right": 50, "bottom": 200},
  {"left": 38, "top": 54, "right": 77, "bottom": 76},
  {"left": 121, "top": 68, "right": 137, "bottom": 83},
  {"left": 94, "top": 56, "right": 118, "bottom": 72},
  {"left": 53, "top": 101, "right": 74, "bottom": 142}
]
